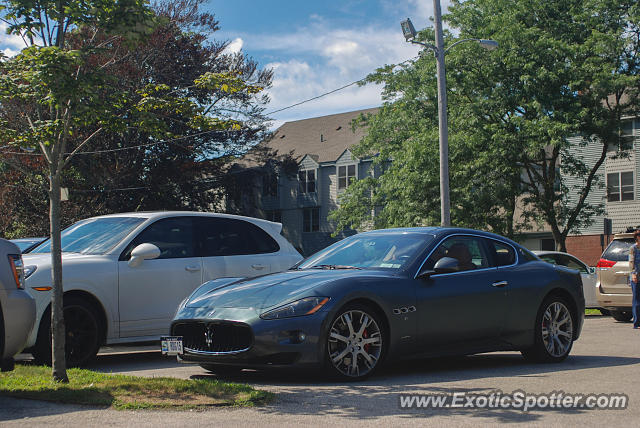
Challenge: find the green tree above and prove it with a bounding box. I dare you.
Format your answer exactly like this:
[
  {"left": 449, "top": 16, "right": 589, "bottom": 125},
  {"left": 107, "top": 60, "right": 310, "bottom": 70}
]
[
  {"left": 0, "top": 0, "right": 273, "bottom": 236},
  {"left": 447, "top": 0, "right": 639, "bottom": 250},
  {"left": 330, "top": 33, "right": 521, "bottom": 237},
  {"left": 331, "top": 0, "right": 639, "bottom": 251},
  {"left": 0, "top": 0, "right": 264, "bottom": 381}
]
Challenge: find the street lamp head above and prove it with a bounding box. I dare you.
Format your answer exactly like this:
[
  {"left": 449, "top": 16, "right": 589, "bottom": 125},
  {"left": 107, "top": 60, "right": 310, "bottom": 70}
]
[
  {"left": 478, "top": 39, "right": 498, "bottom": 50},
  {"left": 400, "top": 18, "right": 417, "bottom": 41}
]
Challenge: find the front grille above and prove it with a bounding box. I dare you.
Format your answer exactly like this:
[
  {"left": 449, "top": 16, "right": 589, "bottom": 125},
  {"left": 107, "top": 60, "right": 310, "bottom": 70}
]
[{"left": 172, "top": 321, "right": 253, "bottom": 354}]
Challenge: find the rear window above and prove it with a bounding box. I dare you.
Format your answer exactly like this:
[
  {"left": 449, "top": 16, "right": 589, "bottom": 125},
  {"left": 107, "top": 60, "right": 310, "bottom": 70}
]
[{"left": 602, "top": 238, "right": 634, "bottom": 262}]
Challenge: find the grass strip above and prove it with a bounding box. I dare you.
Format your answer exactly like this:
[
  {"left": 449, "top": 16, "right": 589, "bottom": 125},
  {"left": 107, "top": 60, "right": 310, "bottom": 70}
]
[{"left": 0, "top": 364, "right": 273, "bottom": 410}]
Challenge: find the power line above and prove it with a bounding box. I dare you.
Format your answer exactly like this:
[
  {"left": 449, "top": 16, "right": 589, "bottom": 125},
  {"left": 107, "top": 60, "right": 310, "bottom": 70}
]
[
  {"left": 264, "top": 81, "right": 362, "bottom": 115},
  {"left": 264, "top": 56, "right": 418, "bottom": 115}
]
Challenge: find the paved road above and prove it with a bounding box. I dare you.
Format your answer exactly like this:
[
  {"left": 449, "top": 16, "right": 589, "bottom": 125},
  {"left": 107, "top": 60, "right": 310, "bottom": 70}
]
[{"left": 1, "top": 316, "right": 639, "bottom": 427}]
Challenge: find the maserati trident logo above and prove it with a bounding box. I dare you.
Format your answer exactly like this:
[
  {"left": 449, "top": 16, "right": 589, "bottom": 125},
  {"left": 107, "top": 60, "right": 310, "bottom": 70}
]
[{"left": 204, "top": 326, "right": 214, "bottom": 348}]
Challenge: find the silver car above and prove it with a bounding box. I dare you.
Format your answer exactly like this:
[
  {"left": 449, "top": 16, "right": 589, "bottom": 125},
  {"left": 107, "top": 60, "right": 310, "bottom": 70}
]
[
  {"left": 534, "top": 251, "right": 598, "bottom": 309},
  {"left": 0, "top": 238, "right": 36, "bottom": 371}
]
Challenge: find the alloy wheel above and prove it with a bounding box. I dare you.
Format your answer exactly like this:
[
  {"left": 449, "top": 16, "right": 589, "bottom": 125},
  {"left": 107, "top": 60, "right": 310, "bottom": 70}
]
[
  {"left": 541, "top": 301, "right": 573, "bottom": 358},
  {"left": 327, "top": 309, "right": 383, "bottom": 378}
]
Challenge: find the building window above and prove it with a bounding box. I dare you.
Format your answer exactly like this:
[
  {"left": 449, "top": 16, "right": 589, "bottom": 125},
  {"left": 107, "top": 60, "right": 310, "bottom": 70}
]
[
  {"left": 299, "top": 169, "right": 316, "bottom": 193},
  {"left": 303, "top": 208, "right": 320, "bottom": 232},
  {"left": 262, "top": 173, "right": 278, "bottom": 197},
  {"left": 607, "top": 171, "right": 634, "bottom": 202},
  {"left": 265, "top": 210, "right": 282, "bottom": 223},
  {"left": 338, "top": 164, "right": 357, "bottom": 189},
  {"left": 540, "top": 238, "right": 555, "bottom": 251},
  {"left": 608, "top": 120, "right": 635, "bottom": 152}
]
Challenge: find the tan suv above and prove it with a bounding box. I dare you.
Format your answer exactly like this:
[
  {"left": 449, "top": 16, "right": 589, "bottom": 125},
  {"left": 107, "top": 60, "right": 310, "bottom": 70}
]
[{"left": 596, "top": 232, "right": 634, "bottom": 322}]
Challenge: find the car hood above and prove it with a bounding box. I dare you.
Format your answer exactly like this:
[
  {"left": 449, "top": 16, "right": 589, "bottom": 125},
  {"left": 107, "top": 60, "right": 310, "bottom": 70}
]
[
  {"left": 186, "top": 269, "right": 375, "bottom": 311},
  {"left": 22, "top": 252, "right": 107, "bottom": 267}
]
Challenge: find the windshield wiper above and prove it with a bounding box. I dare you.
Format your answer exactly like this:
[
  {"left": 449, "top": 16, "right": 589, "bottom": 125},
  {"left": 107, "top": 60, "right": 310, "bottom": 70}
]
[{"left": 309, "top": 264, "right": 362, "bottom": 270}]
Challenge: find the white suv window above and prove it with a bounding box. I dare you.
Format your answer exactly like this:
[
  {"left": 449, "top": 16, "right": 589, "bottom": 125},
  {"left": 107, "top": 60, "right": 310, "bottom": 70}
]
[
  {"left": 123, "top": 217, "right": 195, "bottom": 259},
  {"left": 197, "top": 218, "right": 280, "bottom": 257}
]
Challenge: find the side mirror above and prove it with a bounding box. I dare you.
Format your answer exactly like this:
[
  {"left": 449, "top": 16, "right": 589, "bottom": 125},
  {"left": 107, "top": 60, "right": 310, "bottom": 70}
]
[
  {"left": 416, "top": 257, "right": 461, "bottom": 279},
  {"left": 128, "top": 243, "right": 161, "bottom": 267},
  {"left": 433, "top": 257, "right": 460, "bottom": 274},
  {"left": 589, "top": 267, "right": 596, "bottom": 274}
]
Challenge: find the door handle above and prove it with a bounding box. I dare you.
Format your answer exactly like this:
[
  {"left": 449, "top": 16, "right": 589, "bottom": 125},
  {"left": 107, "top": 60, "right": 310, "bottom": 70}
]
[
  {"left": 251, "top": 264, "right": 266, "bottom": 270},
  {"left": 492, "top": 280, "right": 508, "bottom": 288},
  {"left": 185, "top": 265, "right": 201, "bottom": 272},
  {"left": 615, "top": 271, "right": 631, "bottom": 276}
]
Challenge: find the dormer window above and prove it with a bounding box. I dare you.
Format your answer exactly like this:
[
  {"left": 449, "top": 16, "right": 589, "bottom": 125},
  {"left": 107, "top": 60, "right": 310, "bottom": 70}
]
[
  {"left": 299, "top": 169, "right": 316, "bottom": 193},
  {"left": 338, "top": 164, "right": 356, "bottom": 189}
]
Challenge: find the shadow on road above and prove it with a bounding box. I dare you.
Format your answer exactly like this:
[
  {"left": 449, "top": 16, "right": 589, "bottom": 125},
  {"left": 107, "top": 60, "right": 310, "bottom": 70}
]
[
  {"left": 199, "top": 353, "right": 638, "bottom": 422},
  {"left": 81, "top": 350, "right": 640, "bottom": 422}
]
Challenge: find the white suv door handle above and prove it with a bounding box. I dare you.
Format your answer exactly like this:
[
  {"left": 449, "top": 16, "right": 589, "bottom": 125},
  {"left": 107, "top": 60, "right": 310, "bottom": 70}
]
[
  {"left": 252, "top": 264, "right": 266, "bottom": 270},
  {"left": 185, "top": 265, "right": 201, "bottom": 272}
]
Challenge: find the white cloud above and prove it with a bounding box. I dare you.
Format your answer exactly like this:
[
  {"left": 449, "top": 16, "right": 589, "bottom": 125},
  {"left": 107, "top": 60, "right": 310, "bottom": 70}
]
[
  {"left": 407, "top": 0, "right": 453, "bottom": 22},
  {"left": 247, "top": 19, "right": 420, "bottom": 126},
  {"left": 225, "top": 37, "right": 244, "bottom": 55},
  {"left": 0, "top": 22, "right": 27, "bottom": 57}
]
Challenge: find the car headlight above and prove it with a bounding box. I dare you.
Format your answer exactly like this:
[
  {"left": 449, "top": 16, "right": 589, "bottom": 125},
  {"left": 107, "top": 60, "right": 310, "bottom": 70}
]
[
  {"left": 260, "top": 297, "right": 330, "bottom": 320},
  {"left": 24, "top": 265, "right": 37, "bottom": 279}
]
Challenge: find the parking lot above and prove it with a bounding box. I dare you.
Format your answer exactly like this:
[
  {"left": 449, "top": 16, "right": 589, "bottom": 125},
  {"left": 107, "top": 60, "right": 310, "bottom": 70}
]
[{"left": 1, "top": 315, "right": 639, "bottom": 427}]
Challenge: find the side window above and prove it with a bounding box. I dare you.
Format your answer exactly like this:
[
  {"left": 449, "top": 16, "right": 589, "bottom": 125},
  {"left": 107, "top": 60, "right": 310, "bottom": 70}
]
[
  {"left": 198, "top": 218, "right": 280, "bottom": 257},
  {"left": 539, "top": 255, "right": 558, "bottom": 265},
  {"left": 487, "top": 239, "right": 516, "bottom": 267},
  {"left": 124, "top": 217, "right": 195, "bottom": 260},
  {"left": 424, "top": 236, "right": 490, "bottom": 272},
  {"left": 557, "top": 255, "right": 588, "bottom": 274}
]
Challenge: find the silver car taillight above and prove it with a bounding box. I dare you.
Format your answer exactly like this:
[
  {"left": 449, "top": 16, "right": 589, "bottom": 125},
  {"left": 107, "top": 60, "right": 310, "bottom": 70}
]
[{"left": 7, "top": 254, "right": 25, "bottom": 289}]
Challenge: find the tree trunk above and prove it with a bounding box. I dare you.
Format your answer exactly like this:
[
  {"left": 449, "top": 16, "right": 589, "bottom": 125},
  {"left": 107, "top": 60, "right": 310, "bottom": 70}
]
[
  {"left": 554, "top": 233, "right": 567, "bottom": 253},
  {"left": 49, "top": 172, "right": 68, "bottom": 383}
]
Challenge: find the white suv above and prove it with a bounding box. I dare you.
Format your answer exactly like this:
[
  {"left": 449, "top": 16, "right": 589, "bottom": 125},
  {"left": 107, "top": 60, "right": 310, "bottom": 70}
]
[{"left": 23, "top": 212, "right": 302, "bottom": 366}]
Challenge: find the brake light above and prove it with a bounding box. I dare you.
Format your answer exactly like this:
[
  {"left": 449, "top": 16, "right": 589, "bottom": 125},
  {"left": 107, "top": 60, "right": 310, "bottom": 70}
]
[
  {"left": 7, "top": 254, "right": 25, "bottom": 289},
  {"left": 596, "top": 258, "right": 616, "bottom": 268}
]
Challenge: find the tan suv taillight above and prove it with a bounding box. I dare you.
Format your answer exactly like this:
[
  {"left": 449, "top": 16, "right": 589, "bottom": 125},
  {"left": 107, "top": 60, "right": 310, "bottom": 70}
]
[
  {"left": 596, "top": 258, "right": 616, "bottom": 269},
  {"left": 7, "top": 254, "right": 25, "bottom": 289}
]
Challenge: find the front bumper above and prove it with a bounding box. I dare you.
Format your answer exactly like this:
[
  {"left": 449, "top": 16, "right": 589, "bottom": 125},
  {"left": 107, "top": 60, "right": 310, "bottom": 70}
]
[
  {"left": 1, "top": 288, "right": 36, "bottom": 360},
  {"left": 171, "top": 308, "right": 329, "bottom": 369}
]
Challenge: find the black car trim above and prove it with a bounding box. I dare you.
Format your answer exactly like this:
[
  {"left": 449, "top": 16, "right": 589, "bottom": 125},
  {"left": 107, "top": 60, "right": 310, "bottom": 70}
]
[{"left": 413, "top": 233, "right": 519, "bottom": 279}]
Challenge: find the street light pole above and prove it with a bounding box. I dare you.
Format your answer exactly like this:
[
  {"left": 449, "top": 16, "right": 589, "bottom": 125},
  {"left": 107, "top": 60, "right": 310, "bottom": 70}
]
[
  {"left": 401, "top": 7, "right": 497, "bottom": 228},
  {"left": 432, "top": 0, "right": 450, "bottom": 227}
]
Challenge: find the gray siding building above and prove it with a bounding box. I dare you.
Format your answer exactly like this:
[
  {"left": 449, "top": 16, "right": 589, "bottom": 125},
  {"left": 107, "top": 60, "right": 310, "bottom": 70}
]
[
  {"left": 565, "top": 117, "right": 640, "bottom": 264},
  {"left": 235, "top": 108, "right": 379, "bottom": 256}
]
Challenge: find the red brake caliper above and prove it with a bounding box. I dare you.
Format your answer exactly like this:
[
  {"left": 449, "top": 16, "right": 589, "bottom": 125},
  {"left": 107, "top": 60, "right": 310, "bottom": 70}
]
[{"left": 363, "top": 329, "right": 369, "bottom": 352}]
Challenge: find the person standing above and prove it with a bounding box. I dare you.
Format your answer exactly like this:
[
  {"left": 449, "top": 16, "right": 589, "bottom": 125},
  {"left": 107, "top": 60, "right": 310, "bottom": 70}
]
[{"left": 629, "top": 230, "right": 640, "bottom": 329}]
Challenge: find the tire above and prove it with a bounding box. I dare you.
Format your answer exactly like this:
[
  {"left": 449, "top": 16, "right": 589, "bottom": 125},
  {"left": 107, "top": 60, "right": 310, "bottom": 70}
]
[
  {"left": 199, "top": 364, "right": 243, "bottom": 375},
  {"left": 521, "top": 295, "right": 575, "bottom": 363},
  {"left": 324, "top": 303, "right": 386, "bottom": 380},
  {"left": 599, "top": 309, "right": 610, "bottom": 316},
  {"left": 610, "top": 310, "right": 632, "bottom": 322},
  {"left": 32, "top": 296, "right": 102, "bottom": 367}
]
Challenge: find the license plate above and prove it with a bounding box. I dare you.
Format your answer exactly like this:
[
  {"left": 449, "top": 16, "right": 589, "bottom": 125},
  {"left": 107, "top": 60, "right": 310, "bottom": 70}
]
[{"left": 161, "top": 336, "right": 183, "bottom": 356}]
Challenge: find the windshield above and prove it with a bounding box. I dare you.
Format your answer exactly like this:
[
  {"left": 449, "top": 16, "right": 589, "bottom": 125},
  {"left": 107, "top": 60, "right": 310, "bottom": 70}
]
[
  {"left": 12, "top": 239, "right": 42, "bottom": 252},
  {"left": 31, "top": 217, "right": 146, "bottom": 255},
  {"left": 297, "top": 233, "right": 434, "bottom": 271}
]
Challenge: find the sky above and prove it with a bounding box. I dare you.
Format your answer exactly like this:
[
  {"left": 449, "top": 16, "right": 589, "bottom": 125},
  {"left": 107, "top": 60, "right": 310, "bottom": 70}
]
[{"left": 0, "top": 0, "right": 452, "bottom": 129}]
